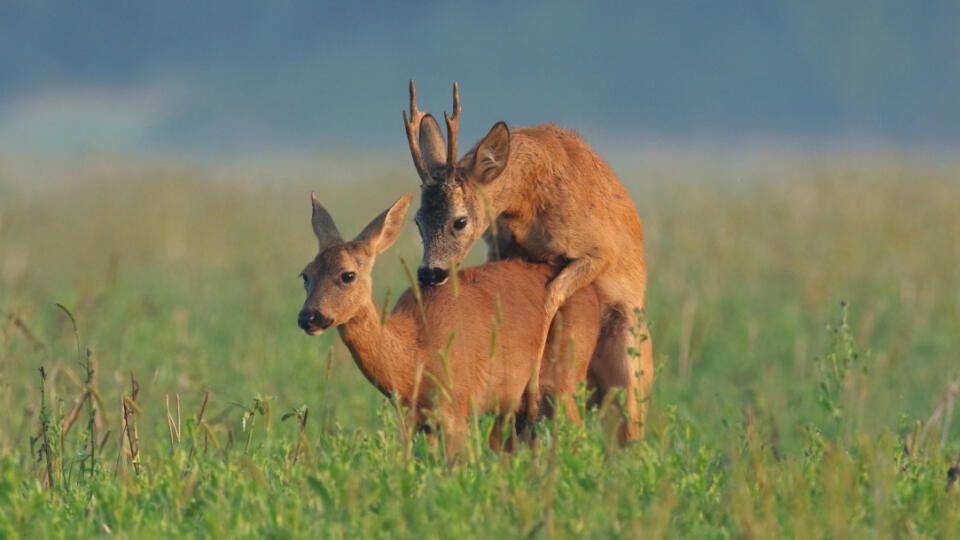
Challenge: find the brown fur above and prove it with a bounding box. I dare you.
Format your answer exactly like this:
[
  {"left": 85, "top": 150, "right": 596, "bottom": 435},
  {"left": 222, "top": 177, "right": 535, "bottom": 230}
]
[
  {"left": 298, "top": 193, "right": 599, "bottom": 457},
  {"left": 404, "top": 82, "right": 653, "bottom": 443}
]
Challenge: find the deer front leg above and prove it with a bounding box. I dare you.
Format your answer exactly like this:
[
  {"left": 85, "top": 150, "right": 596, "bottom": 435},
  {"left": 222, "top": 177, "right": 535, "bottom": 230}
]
[
  {"left": 436, "top": 409, "right": 468, "bottom": 462},
  {"left": 528, "top": 256, "right": 604, "bottom": 407},
  {"left": 483, "top": 222, "right": 522, "bottom": 262},
  {"left": 489, "top": 412, "right": 521, "bottom": 453},
  {"left": 544, "top": 256, "right": 603, "bottom": 320},
  {"left": 489, "top": 414, "right": 513, "bottom": 452}
]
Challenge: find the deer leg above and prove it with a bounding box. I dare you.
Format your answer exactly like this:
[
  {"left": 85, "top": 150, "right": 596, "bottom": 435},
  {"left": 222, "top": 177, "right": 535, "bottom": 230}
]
[
  {"left": 424, "top": 429, "right": 439, "bottom": 458},
  {"left": 431, "top": 407, "right": 465, "bottom": 461},
  {"left": 533, "top": 256, "right": 602, "bottom": 366},
  {"left": 538, "top": 394, "right": 556, "bottom": 421},
  {"left": 589, "top": 303, "right": 650, "bottom": 444},
  {"left": 506, "top": 411, "right": 520, "bottom": 452},
  {"left": 563, "top": 395, "right": 581, "bottom": 424},
  {"left": 509, "top": 255, "right": 602, "bottom": 447},
  {"left": 483, "top": 222, "right": 521, "bottom": 262},
  {"left": 538, "top": 392, "right": 580, "bottom": 424},
  {"left": 516, "top": 410, "right": 538, "bottom": 450},
  {"left": 489, "top": 414, "right": 506, "bottom": 452},
  {"left": 512, "top": 391, "right": 539, "bottom": 450},
  {"left": 528, "top": 257, "right": 603, "bottom": 407},
  {"left": 491, "top": 411, "right": 519, "bottom": 453},
  {"left": 586, "top": 366, "right": 602, "bottom": 410},
  {"left": 442, "top": 422, "right": 467, "bottom": 462},
  {"left": 544, "top": 256, "right": 600, "bottom": 319}
]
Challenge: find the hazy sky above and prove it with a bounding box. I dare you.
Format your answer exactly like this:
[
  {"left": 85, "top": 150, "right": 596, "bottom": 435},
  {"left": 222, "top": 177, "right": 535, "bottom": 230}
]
[{"left": 1, "top": 1, "right": 958, "bottom": 154}]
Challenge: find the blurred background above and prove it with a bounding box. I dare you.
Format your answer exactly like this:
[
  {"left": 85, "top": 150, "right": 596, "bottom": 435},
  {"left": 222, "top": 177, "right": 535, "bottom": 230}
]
[
  {"left": 1, "top": 1, "right": 958, "bottom": 457},
  {"left": 1, "top": 0, "right": 959, "bottom": 156}
]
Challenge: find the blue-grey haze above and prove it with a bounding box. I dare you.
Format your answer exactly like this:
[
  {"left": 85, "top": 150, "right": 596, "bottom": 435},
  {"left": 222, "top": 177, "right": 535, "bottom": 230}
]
[{"left": 0, "top": 0, "right": 957, "bottom": 153}]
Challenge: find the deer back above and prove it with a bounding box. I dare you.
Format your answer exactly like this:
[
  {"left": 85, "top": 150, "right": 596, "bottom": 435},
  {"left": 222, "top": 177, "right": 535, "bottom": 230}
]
[{"left": 391, "top": 259, "right": 598, "bottom": 415}]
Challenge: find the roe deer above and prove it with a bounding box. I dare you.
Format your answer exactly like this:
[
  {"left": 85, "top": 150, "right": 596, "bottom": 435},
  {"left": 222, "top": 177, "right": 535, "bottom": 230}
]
[
  {"left": 297, "top": 192, "right": 599, "bottom": 456},
  {"left": 403, "top": 80, "right": 652, "bottom": 443}
]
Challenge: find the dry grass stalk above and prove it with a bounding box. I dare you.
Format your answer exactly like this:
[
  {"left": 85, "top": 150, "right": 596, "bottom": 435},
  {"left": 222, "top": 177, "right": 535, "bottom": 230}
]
[
  {"left": 325, "top": 348, "right": 334, "bottom": 381},
  {"left": 188, "top": 392, "right": 210, "bottom": 461},
  {"left": 7, "top": 312, "right": 46, "bottom": 352},
  {"left": 165, "top": 394, "right": 182, "bottom": 454},
  {"left": 37, "top": 367, "right": 55, "bottom": 489},
  {"left": 678, "top": 296, "right": 697, "bottom": 380},
  {"left": 60, "top": 391, "right": 90, "bottom": 436},
  {"left": 118, "top": 372, "right": 142, "bottom": 475},
  {"left": 115, "top": 395, "right": 128, "bottom": 477},
  {"left": 292, "top": 406, "right": 308, "bottom": 464}
]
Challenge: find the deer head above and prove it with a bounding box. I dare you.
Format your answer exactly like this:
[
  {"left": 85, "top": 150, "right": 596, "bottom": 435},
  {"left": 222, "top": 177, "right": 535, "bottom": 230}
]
[
  {"left": 298, "top": 192, "right": 412, "bottom": 335},
  {"left": 403, "top": 80, "right": 511, "bottom": 286}
]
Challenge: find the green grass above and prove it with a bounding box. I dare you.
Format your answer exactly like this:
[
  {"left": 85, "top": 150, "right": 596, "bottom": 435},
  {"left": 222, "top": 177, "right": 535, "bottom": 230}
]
[{"left": 1, "top": 152, "right": 959, "bottom": 538}]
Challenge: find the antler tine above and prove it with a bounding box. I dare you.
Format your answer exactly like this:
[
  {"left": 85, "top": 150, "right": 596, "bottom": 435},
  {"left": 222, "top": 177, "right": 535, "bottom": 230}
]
[
  {"left": 443, "top": 82, "right": 461, "bottom": 171},
  {"left": 402, "top": 79, "right": 430, "bottom": 183}
]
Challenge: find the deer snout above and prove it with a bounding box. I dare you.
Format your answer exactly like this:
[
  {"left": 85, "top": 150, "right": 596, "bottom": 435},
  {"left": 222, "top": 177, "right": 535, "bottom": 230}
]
[
  {"left": 298, "top": 309, "right": 333, "bottom": 335},
  {"left": 417, "top": 266, "right": 449, "bottom": 286}
]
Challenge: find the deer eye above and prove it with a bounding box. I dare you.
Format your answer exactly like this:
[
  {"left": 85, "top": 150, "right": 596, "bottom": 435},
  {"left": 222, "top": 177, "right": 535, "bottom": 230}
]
[
  {"left": 300, "top": 273, "right": 308, "bottom": 287},
  {"left": 453, "top": 217, "right": 467, "bottom": 230},
  {"left": 340, "top": 272, "right": 356, "bottom": 284}
]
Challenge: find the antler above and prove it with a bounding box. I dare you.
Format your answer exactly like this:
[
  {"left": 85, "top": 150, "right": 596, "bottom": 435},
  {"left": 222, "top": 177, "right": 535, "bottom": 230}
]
[
  {"left": 444, "top": 82, "right": 461, "bottom": 171},
  {"left": 402, "top": 79, "right": 431, "bottom": 183}
]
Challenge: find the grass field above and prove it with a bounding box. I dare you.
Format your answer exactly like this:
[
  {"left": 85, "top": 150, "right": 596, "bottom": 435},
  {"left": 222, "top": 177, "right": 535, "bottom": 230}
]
[{"left": 1, "top": 151, "right": 959, "bottom": 537}]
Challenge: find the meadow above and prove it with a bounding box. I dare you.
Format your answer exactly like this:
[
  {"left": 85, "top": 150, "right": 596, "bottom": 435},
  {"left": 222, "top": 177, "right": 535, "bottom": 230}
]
[{"left": 1, "top": 150, "right": 958, "bottom": 538}]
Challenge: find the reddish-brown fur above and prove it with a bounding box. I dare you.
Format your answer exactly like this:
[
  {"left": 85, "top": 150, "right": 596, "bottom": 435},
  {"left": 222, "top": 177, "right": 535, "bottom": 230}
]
[
  {"left": 298, "top": 193, "right": 599, "bottom": 457},
  {"left": 404, "top": 81, "right": 653, "bottom": 442}
]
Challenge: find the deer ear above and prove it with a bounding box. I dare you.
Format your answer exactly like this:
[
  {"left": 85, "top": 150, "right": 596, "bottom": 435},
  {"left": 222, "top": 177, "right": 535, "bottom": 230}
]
[
  {"left": 354, "top": 193, "right": 412, "bottom": 254},
  {"left": 468, "top": 122, "right": 510, "bottom": 184},
  {"left": 311, "top": 192, "right": 343, "bottom": 251},
  {"left": 419, "top": 114, "right": 447, "bottom": 182}
]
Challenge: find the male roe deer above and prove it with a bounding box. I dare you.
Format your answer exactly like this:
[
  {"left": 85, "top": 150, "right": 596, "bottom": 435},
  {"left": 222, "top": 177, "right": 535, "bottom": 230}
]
[
  {"left": 297, "top": 192, "right": 599, "bottom": 456},
  {"left": 403, "top": 81, "right": 652, "bottom": 443}
]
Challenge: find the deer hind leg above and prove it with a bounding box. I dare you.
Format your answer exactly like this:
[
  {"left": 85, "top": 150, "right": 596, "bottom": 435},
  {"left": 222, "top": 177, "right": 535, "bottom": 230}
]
[
  {"left": 539, "top": 392, "right": 582, "bottom": 424},
  {"left": 563, "top": 395, "right": 582, "bottom": 424},
  {"left": 589, "top": 303, "right": 650, "bottom": 444},
  {"left": 489, "top": 413, "right": 520, "bottom": 452},
  {"left": 505, "top": 414, "right": 519, "bottom": 452},
  {"left": 489, "top": 415, "right": 504, "bottom": 451},
  {"left": 489, "top": 412, "right": 520, "bottom": 453},
  {"left": 515, "top": 409, "right": 538, "bottom": 450}
]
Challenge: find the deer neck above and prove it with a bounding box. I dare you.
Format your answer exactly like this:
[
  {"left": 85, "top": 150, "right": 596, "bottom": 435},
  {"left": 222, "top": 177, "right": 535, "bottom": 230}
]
[
  {"left": 487, "top": 143, "right": 540, "bottom": 219},
  {"left": 336, "top": 295, "right": 417, "bottom": 401}
]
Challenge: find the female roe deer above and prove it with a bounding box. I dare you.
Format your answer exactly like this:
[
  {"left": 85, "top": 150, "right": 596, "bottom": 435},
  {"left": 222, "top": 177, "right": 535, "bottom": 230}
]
[
  {"left": 403, "top": 81, "right": 652, "bottom": 443},
  {"left": 297, "top": 192, "right": 599, "bottom": 456}
]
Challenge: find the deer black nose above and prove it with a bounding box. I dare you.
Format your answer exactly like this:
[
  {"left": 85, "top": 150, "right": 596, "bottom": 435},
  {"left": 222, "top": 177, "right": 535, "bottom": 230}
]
[
  {"left": 418, "top": 267, "right": 448, "bottom": 286},
  {"left": 298, "top": 309, "right": 333, "bottom": 333},
  {"left": 417, "top": 267, "right": 431, "bottom": 285}
]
